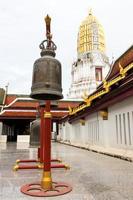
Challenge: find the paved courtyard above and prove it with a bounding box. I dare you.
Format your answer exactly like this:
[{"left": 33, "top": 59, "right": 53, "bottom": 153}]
[{"left": 0, "top": 142, "right": 133, "bottom": 200}]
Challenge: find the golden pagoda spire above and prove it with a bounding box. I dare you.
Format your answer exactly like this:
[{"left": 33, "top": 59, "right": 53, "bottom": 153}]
[{"left": 77, "top": 9, "right": 106, "bottom": 55}]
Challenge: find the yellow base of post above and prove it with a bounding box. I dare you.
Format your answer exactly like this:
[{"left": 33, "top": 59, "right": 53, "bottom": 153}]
[
  {"left": 13, "top": 164, "right": 19, "bottom": 171},
  {"left": 41, "top": 171, "right": 53, "bottom": 190}
]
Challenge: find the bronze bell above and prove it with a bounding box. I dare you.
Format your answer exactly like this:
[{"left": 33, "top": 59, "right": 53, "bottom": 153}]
[
  {"left": 29, "top": 100, "right": 58, "bottom": 147},
  {"left": 30, "top": 15, "right": 63, "bottom": 100},
  {"left": 29, "top": 118, "right": 40, "bottom": 147}
]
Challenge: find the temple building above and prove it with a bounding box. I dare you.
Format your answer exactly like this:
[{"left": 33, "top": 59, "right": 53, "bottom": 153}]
[
  {"left": 0, "top": 10, "right": 132, "bottom": 163},
  {"left": 68, "top": 10, "right": 110, "bottom": 99},
  {"left": 0, "top": 95, "right": 79, "bottom": 142},
  {"left": 59, "top": 45, "right": 133, "bottom": 159}
]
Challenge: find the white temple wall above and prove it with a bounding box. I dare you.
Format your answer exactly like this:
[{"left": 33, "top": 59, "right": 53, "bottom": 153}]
[
  {"left": 59, "top": 96, "right": 133, "bottom": 158},
  {"left": 70, "top": 122, "right": 80, "bottom": 144},
  {"left": 62, "top": 123, "right": 68, "bottom": 142},
  {"left": 85, "top": 113, "right": 107, "bottom": 147},
  {"left": 107, "top": 96, "right": 133, "bottom": 150},
  {"left": 58, "top": 124, "right": 62, "bottom": 140},
  {"left": 65, "top": 122, "right": 71, "bottom": 142},
  {"left": 59, "top": 124, "right": 66, "bottom": 141},
  {"left": 59, "top": 113, "right": 106, "bottom": 148},
  {"left": 69, "top": 121, "right": 87, "bottom": 145},
  {"left": 59, "top": 122, "right": 71, "bottom": 143}
]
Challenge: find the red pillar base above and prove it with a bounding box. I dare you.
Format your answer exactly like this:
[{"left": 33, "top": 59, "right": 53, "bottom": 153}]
[
  {"left": 16, "top": 159, "right": 38, "bottom": 163},
  {"left": 21, "top": 182, "right": 72, "bottom": 197},
  {"left": 16, "top": 158, "right": 62, "bottom": 164},
  {"left": 13, "top": 163, "right": 70, "bottom": 171}
]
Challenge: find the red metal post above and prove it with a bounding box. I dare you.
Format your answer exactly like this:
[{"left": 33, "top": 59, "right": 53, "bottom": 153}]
[
  {"left": 14, "top": 163, "right": 69, "bottom": 171},
  {"left": 41, "top": 100, "right": 52, "bottom": 189},
  {"left": 40, "top": 106, "right": 45, "bottom": 163}
]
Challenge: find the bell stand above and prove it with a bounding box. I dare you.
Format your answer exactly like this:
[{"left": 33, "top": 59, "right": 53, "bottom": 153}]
[
  {"left": 13, "top": 105, "right": 69, "bottom": 171},
  {"left": 21, "top": 100, "right": 72, "bottom": 197}
]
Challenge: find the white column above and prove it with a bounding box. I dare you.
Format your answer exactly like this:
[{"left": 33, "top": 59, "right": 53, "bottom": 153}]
[{"left": 0, "top": 122, "right": 3, "bottom": 135}]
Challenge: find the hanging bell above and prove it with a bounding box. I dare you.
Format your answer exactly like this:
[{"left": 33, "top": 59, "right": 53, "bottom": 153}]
[
  {"left": 30, "top": 15, "right": 63, "bottom": 100},
  {"left": 29, "top": 118, "right": 40, "bottom": 147}
]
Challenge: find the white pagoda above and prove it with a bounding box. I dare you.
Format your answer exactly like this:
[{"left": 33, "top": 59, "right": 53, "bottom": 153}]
[{"left": 68, "top": 10, "right": 110, "bottom": 99}]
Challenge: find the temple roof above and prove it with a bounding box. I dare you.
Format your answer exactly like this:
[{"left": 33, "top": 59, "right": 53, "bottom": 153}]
[
  {"left": 0, "top": 110, "right": 68, "bottom": 120},
  {"left": 0, "top": 96, "right": 79, "bottom": 120},
  {"left": 106, "top": 45, "right": 133, "bottom": 81}
]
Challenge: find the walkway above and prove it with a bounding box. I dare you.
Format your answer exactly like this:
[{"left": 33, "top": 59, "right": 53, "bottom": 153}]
[{"left": 0, "top": 142, "right": 133, "bottom": 200}]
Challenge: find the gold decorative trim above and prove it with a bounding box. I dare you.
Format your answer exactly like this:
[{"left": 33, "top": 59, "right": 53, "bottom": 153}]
[
  {"left": 69, "top": 62, "right": 133, "bottom": 116},
  {"left": 99, "top": 110, "right": 108, "bottom": 120},
  {"left": 79, "top": 119, "right": 85, "bottom": 125},
  {"left": 68, "top": 106, "right": 72, "bottom": 115},
  {"left": 41, "top": 171, "right": 52, "bottom": 190},
  {"left": 57, "top": 159, "right": 62, "bottom": 163},
  {"left": 38, "top": 163, "right": 43, "bottom": 169},
  {"left": 13, "top": 164, "right": 19, "bottom": 171},
  {"left": 64, "top": 164, "right": 70, "bottom": 170},
  {"left": 44, "top": 112, "right": 52, "bottom": 118},
  {"left": 119, "top": 62, "right": 126, "bottom": 78}
]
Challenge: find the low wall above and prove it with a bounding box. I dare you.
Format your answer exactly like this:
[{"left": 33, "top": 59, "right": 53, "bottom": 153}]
[
  {"left": 17, "top": 135, "right": 30, "bottom": 143},
  {"left": 0, "top": 135, "right": 7, "bottom": 143}
]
